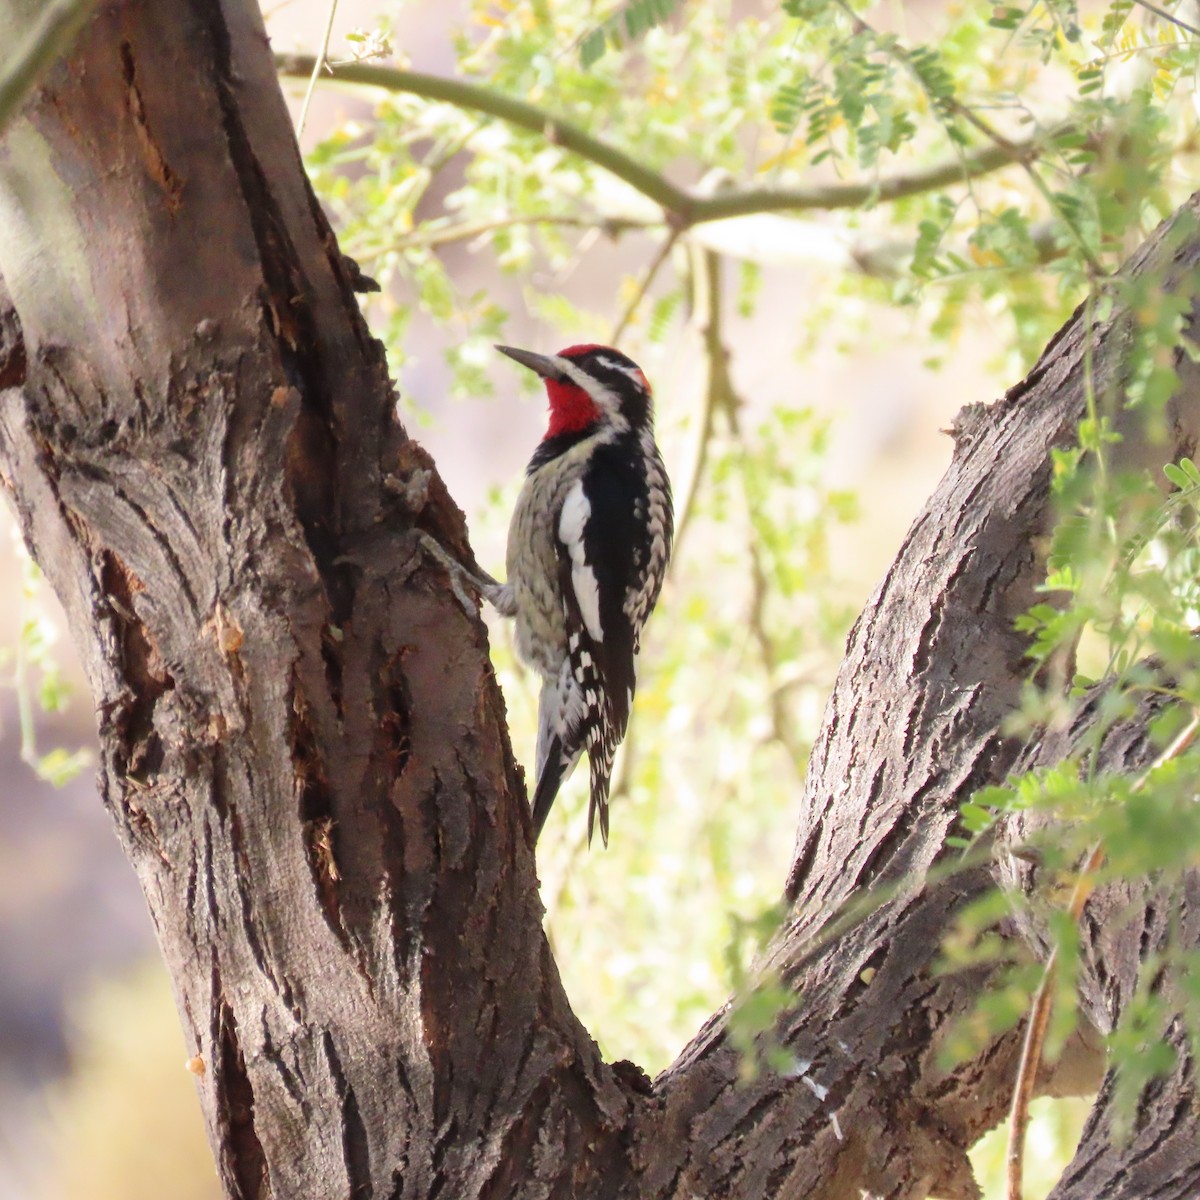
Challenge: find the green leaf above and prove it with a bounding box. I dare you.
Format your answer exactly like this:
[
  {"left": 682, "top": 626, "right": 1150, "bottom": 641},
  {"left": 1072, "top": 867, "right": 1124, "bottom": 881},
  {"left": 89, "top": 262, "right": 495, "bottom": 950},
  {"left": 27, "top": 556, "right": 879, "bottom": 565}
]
[
  {"left": 581, "top": 0, "right": 683, "bottom": 68},
  {"left": 1164, "top": 462, "right": 1192, "bottom": 490},
  {"left": 988, "top": 5, "right": 1025, "bottom": 30},
  {"left": 580, "top": 27, "right": 608, "bottom": 69},
  {"left": 35, "top": 747, "right": 91, "bottom": 788}
]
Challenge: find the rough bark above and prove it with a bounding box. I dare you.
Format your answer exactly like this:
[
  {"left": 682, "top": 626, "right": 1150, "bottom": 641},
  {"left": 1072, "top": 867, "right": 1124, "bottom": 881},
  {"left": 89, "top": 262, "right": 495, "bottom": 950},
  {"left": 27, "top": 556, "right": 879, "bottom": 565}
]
[
  {"left": 0, "top": 4, "right": 611, "bottom": 1197},
  {"left": 999, "top": 682, "right": 1200, "bottom": 1200},
  {"left": 4, "top": 2, "right": 1200, "bottom": 1198},
  {"left": 637, "top": 206, "right": 1200, "bottom": 1199}
]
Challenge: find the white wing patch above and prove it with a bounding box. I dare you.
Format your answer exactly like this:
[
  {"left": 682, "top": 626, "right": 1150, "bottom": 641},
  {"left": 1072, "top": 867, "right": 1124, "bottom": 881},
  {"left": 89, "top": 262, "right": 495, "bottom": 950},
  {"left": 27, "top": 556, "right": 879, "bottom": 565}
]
[{"left": 558, "top": 481, "right": 604, "bottom": 644}]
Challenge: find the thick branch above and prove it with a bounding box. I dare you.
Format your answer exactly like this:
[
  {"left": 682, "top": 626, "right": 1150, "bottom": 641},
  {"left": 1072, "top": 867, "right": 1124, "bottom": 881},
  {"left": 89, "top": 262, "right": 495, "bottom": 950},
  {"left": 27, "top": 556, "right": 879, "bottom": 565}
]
[
  {"left": 633, "top": 197, "right": 1200, "bottom": 1198},
  {"left": 0, "top": 4, "right": 621, "bottom": 1197}
]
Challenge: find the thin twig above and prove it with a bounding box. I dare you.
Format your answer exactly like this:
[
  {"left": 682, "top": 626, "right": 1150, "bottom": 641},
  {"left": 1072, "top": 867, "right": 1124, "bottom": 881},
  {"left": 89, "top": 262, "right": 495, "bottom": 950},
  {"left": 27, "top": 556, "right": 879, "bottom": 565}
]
[
  {"left": 834, "top": 2, "right": 1107, "bottom": 280},
  {"left": 361, "top": 213, "right": 657, "bottom": 260},
  {"left": 686, "top": 248, "right": 806, "bottom": 770},
  {"left": 296, "top": 0, "right": 339, "bottom": 142},
  {"left": 1131, "top": 0, "right": 1200, "bottom": 38},
  {"left": 726, "top": 417, "right": 808, "bottom": 771},
  {"left": 610, "top": 228, "right": 681, "bottom": 343},
  {"left": 671, "top": 245, "right": 727, "bottom": 554},
  {"left": 1004, "top": 841, "right": 1103, "bottom": 1200},
  {"left": 1004, "top": 709, "right": 1200, "bottom": 1200},
  {"left": 951, "top": 102, "right": 1107, "bottom": 279},
  {"left": 834, "top": 0, "right": 983, "bottom": 213}
]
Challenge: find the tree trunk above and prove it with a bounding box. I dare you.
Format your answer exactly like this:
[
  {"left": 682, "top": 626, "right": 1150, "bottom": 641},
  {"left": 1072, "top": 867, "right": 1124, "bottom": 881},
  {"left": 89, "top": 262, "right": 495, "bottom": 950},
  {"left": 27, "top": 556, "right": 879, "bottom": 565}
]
[{"left": 3, "top": 2, "right": 1200, "bottom": 1198}]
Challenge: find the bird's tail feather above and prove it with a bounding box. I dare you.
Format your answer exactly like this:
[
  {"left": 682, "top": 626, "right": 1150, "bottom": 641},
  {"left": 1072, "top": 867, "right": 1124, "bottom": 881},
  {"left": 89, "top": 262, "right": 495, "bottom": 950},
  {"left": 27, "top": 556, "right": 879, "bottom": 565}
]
[
  {"left": 586, "top": 790, "right": 610, "bottom": 848},
  {"left": 532, "top": 742, "right": 615, "bottom": 847},
  {"left": 586, "top": 749, "right": 614, "bottom": 848},
  {"left": 531, "top": 737, "right": 572, "bottom": 840}
]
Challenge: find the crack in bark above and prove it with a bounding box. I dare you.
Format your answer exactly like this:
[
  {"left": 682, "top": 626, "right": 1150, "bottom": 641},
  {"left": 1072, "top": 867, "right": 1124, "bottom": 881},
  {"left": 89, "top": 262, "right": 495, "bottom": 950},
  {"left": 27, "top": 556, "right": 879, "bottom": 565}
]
[
  {"left": 119, "top": 40, "right": 184, "bottom": 211},
  {"left": 100, "top": 548, "right": 173, "bottom": 782},
  {"left": 0, "top": 278, "right": 24, "bottom": 390},
  {"left": 198, "top": 0, "right": 358, "bottom": 630},
  {"left": 260, "top": 1020, "right": 308, "bottom": 1116},
  {"left": 323, "top": 1032, "right": 373, "bottom": 1197},
  {"left": 217, "top": 985, "right": 269, "bottom": 1200},
  {"left": 289, "top": 674, "right": 348, "bottom": 939}
]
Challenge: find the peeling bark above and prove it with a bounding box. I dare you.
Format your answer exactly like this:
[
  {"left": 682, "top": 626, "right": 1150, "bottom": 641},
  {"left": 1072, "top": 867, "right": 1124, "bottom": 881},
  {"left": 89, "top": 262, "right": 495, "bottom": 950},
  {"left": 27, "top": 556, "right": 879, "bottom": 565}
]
[{"left": 4, "top": 2, "right": 1200, "bottom": 1198}]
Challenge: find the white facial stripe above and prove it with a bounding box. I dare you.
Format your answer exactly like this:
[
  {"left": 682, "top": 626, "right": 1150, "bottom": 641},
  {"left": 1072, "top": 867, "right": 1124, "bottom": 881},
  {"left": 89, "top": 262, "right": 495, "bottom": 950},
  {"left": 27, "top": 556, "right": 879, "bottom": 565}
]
[
  {"left": 596, "top": 355, "right": 650, "bottom": 392},
  {"left": 558, "top": 482, "right": 605, "bottom": 643}
]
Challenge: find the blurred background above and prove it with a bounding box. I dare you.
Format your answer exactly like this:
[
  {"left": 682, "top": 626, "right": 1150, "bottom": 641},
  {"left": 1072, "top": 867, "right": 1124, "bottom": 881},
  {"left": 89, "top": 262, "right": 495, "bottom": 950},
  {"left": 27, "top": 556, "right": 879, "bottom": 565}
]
[{"left": 5, "top": 0, "right": 1197, "bottom": 1195}]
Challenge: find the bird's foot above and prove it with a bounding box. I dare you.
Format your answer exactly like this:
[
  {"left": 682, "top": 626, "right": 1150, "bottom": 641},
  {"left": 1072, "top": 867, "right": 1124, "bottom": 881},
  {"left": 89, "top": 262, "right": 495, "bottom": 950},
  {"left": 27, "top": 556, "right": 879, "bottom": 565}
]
[{"left": 417, "top": 533, "right": 486, "bottom": 618}]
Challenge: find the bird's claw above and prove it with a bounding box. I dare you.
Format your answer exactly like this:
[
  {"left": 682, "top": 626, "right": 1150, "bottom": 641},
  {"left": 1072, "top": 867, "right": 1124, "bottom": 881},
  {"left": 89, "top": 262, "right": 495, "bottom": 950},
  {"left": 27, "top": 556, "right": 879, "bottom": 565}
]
[{"left": 417, "top": 532, "right": 484, "bottom": 618}]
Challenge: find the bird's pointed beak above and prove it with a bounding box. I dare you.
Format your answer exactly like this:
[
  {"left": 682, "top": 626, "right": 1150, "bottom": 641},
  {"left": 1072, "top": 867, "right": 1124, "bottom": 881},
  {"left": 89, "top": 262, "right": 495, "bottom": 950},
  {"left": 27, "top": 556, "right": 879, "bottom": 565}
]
[{"left": 495, "top": 344, "right": 564, "bottom": 381}]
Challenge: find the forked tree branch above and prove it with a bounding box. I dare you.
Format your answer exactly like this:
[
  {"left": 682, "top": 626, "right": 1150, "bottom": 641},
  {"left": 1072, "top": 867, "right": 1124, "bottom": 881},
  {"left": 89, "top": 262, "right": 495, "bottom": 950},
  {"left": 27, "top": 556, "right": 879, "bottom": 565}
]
[{"left": 5, "top": 5, "right": 1200, "bottom": 1198}]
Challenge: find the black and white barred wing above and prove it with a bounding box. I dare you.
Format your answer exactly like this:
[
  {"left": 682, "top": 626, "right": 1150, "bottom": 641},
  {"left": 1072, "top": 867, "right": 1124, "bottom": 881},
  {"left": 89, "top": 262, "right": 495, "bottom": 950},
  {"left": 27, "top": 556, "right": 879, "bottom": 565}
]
[
  {"left": 530, "top": 468, "right": 641, "bottom": 844},
  {"left": 627, "top": 432, "right": 673, "bottom": 652}
]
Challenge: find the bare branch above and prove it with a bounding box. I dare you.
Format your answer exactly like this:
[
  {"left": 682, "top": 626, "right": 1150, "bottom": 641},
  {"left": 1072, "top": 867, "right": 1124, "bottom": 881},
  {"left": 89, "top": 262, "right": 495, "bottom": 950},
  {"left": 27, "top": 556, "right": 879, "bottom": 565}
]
[
  {"left": 274, "top": 53, "right": 1070, "bottom": 228},
  {"left": 295, "top": 0, "right": 339, "bottom": 140}
]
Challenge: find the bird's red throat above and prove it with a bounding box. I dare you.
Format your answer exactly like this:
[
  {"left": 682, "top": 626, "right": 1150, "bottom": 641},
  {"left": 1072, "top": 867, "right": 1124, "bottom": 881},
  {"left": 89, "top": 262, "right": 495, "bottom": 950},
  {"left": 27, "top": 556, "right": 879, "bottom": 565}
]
[{"left": 545, "top": 378, "right": 601, "bottom": 438}]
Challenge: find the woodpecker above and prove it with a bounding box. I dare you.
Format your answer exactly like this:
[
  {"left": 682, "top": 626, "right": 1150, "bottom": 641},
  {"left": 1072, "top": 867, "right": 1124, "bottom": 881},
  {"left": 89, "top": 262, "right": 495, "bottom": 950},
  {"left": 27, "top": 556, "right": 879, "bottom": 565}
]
[{"left": 427, "top": 343, "right": 673, "bottom": 845}]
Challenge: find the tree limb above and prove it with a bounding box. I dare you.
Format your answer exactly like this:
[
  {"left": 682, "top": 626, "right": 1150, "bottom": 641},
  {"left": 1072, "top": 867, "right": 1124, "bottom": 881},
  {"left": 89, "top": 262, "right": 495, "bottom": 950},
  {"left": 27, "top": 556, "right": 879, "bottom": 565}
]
[
  {"left": 637, "top": 196, "right": 1200, "bottom": 1198},
  {"left": 274, "top": 53, "right": 1069, "bottom": 228},
  {"left": 7, "top": 5, "right": 1200, "bottom": 1198}
]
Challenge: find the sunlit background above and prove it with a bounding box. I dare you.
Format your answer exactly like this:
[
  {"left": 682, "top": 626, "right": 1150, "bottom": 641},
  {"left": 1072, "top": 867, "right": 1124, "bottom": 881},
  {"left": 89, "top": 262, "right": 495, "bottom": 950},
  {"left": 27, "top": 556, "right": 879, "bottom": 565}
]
[{"left": 7, "top": 0, "right": 1200, "bottom": 1194}]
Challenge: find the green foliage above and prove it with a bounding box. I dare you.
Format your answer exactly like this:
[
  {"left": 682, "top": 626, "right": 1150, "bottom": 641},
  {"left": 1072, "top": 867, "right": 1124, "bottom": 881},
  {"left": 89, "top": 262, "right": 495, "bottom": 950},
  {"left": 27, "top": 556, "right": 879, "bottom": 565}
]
[
  {"left": 579, "top": 0, "right": 685, "bottom": 67},
  {"left": 723, "top": 902, "right": 795, "bottom": 1079},
  {"left": 0, "top": 533, "right": 91, "bottom": 786},
  {"left": 309, "top": 0, "right": 1200, "bottom": 387},
  {"left": 946, "top": 278, "right": 1200, "bottom": 1130}
]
